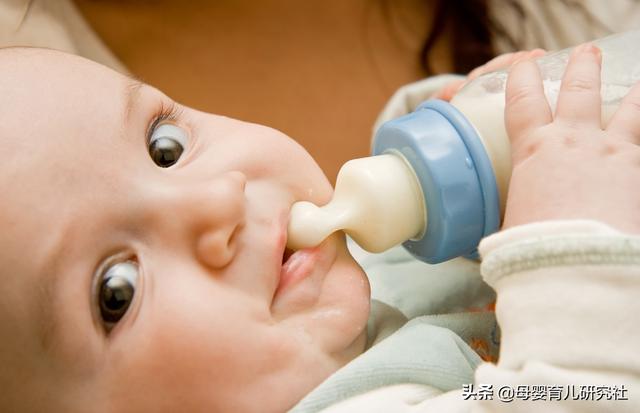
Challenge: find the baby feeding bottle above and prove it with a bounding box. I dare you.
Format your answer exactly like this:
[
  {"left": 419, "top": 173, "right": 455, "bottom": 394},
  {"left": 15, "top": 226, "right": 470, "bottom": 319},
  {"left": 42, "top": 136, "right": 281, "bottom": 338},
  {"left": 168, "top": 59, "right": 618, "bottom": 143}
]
[{"left": 288, "top": 30, "right": 640, "bottom": 263}]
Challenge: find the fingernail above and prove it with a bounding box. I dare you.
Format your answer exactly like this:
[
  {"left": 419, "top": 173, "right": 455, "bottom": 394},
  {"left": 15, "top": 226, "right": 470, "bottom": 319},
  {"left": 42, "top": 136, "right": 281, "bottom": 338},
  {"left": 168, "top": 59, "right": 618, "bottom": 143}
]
[
  {"left": 576, "top": 42, "right": 601, "bottom": 59},
  {"left": 530, "top": 48, "right": 546, "bottom": 57}
]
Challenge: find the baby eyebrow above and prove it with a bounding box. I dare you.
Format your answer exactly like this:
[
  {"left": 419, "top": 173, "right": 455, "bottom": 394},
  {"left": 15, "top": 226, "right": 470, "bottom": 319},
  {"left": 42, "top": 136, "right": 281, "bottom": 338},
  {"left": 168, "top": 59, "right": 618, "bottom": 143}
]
[
  {"left": 37, "top": 266, "right": 60, "bottom": 353},
  {"left": 35, "top": 223, "right": 71, "bottom": 354},
  {"left": 124, "top": 78, "right": 145, "bottom": 123}
]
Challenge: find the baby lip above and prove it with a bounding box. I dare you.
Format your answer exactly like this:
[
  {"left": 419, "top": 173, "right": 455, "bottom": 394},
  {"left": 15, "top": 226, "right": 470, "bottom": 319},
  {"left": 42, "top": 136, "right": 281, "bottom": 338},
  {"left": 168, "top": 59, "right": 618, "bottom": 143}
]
[
  {"left": 273, "top": 206, "right": 320, "bottom": 296},
  {"left": 272, "top": 208, "right": 291, "bottom": 296},
  {"left": 277, "top": 247, "right": 321, "bottom": 293},
  {"left": 272, "top": 205, "right": 330, "bottom": 300},
  {"left": 282, "top": 247, "right": 294, "bottom": 264}
]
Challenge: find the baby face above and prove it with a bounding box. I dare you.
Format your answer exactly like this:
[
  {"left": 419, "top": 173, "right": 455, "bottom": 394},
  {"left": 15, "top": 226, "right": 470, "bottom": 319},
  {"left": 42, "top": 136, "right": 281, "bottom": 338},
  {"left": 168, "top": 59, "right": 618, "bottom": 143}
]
[{"left": 0, "top": 48, "right": 370, "bottom": 413}]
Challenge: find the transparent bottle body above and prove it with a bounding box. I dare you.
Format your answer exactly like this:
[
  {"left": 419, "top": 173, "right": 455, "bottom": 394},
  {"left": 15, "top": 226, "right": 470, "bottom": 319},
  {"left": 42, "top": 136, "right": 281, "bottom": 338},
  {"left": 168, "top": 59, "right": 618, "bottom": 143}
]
[{"left": 450, "top": 30, "right": 640, "bottom": 212}]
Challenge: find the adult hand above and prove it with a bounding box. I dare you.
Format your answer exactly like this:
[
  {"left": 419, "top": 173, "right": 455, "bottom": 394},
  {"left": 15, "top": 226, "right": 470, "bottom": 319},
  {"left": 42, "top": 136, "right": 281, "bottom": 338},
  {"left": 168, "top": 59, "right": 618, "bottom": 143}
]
[{"left": 503, "top": 43, "right": 640, "bottom": 234}]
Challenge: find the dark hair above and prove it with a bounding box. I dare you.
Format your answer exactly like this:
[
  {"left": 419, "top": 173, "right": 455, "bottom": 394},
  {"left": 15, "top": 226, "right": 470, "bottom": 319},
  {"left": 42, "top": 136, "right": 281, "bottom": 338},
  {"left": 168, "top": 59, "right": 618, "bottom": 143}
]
[
  {"left": 422, "top": 0, "right": 617, "bottom": 75},
  {"left": 421, "top": 0, "right": 495, "bottom": 75}
]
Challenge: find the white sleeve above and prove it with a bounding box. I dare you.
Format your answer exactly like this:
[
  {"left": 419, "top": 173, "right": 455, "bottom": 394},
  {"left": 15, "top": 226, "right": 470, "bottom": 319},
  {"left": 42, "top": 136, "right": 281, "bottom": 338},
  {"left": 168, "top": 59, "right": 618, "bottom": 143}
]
[{"left": 471, "top": 220, "right": 640, "bottom": 412}]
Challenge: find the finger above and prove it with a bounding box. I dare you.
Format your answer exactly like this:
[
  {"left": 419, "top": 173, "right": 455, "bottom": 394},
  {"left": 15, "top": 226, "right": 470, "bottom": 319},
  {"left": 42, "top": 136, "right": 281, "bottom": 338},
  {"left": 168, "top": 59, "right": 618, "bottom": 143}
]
[
  {"left": 441, "top": 50, "right": 550, "bottom": 102},
  {"left": 468, "top": 49, "right": 546, "bottom": 82},
  {"left": 606, "top": 80, "right": 640, "bottom": 144},
  {"left": 432, "top": 79, "right": 466, "bottom": 101},
  {"left": 482, "top": 50, "right": 544, "bottom": 74},
  {"left": 528, "top": 48, "right": 547, "bottom": 57},
  {"left": 505, "top": 58, "right": 553, "bottom": 145},
  {"left": 467, "top": 52, "right": 523, "bottom": 81},
  {"left": 555, "top": 43, "right": 602, "bottom": 128},
  {"left": 439, "top": 54, "right": 522, "bottom": 101}
]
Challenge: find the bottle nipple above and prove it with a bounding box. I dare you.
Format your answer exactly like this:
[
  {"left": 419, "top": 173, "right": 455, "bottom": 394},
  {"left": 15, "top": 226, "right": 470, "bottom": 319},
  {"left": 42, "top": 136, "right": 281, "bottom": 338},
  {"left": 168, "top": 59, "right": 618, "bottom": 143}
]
[{"left": 287, "top": 153, "right": 427, "bottom": 253}]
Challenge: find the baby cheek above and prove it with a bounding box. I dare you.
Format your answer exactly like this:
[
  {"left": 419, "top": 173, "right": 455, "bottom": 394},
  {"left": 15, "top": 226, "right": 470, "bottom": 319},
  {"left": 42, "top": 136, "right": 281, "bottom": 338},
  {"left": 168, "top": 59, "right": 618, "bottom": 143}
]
[
  {"left": 103, "top": 323, "right": 227, "bottom": 410},
  {"left": 106, "top": 294, "right": 292, "bottom": 411},
  {"left": 315, "top": 252, "right": 371, "bottom": 351},
  {"left": 241, "top": 128, "right": 332, "bottom": 202}
]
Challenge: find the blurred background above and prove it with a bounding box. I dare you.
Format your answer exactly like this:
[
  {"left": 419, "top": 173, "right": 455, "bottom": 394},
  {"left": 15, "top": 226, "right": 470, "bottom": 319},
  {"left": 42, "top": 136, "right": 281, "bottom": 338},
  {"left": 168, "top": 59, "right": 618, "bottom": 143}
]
[{"left": 72, "top": 0, "right": 453, "bottom": 182}]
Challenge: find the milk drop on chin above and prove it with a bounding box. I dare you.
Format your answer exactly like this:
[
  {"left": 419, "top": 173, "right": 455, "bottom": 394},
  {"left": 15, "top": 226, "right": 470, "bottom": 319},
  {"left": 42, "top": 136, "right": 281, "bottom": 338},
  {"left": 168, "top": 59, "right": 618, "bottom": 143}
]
[{"left": 287, "top": 30, "right": 640, "bottom": 264}]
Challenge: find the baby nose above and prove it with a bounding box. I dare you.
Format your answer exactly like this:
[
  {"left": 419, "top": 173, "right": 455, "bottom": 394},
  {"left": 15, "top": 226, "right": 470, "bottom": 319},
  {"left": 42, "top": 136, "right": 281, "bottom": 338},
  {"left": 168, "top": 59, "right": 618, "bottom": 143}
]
[
  {"left": 194, "top": 171, "right": 247, "bottom": 269},
  {"left": 151, "top": 171, "right": 247, "bottom": 269}
]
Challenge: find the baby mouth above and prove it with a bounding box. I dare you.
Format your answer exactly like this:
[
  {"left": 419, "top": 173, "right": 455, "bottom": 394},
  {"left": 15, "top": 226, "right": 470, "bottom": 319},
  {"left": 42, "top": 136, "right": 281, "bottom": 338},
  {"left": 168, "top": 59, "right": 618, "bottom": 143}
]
[
  {"left": 273, "top": 207, "right": 329, "bottom": 300},
  {"left": 282, "top": 247, "right": 294, "bottom": 264},
  {"left": 277, "top": 246, "right": 322, "bottom": 295}
]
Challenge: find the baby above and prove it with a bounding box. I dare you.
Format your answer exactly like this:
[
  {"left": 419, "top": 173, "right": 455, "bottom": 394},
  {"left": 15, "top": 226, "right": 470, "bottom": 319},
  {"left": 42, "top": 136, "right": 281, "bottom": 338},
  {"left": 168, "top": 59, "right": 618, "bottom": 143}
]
[
  {"left": 1, "top": 43, "right": 639, "bottom": 413},
  {"left": 0, "top": 46, "right": 371, "bottom": 412}
]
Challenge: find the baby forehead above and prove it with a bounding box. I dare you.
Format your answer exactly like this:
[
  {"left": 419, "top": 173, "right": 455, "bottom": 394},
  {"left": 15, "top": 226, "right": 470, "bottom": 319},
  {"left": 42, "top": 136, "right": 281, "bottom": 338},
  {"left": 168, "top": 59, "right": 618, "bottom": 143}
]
[
  {"left": 0, "top": 47, "right": 131, "bottom": 119},
  {"left": 0, "top": 49, "right": 153, "bottom": 214},
  {"left": 0, "top": 46, "right": 127, "bottom": 81},
  {"left": 0, "top": 48, "right": 139, "bottom": 152}
]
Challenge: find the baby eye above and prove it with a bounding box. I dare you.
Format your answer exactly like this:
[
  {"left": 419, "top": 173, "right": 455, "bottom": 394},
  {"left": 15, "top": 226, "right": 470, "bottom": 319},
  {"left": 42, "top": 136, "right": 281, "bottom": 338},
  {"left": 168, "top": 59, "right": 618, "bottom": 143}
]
[
  {"left": 97, "top": 260, "right": 140, "bottom": 331},
  {"left": 148, "top": 123, "right": 188, "bottom": 168}
]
